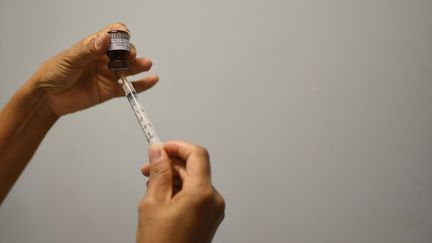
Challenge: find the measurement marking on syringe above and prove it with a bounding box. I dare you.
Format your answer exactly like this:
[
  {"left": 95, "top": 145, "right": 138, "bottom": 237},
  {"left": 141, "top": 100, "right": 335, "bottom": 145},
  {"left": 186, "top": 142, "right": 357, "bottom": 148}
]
[{"left": 120, "top": 76, "right": 161, "bottom": 145}]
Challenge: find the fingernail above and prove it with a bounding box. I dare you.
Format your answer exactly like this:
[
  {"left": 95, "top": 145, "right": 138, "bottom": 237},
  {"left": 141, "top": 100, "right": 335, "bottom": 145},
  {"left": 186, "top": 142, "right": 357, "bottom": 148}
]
[
  {"left": 149, "top": 144, "right": 162, "bottom": 163},
  {"left": 95, "top": 32, "right": 107, "bottom": 49}
]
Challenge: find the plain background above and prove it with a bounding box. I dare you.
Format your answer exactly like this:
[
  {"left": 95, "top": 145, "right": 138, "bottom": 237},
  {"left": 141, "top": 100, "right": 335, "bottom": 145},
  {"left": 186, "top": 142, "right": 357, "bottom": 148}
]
[{"left": 1, "top": 0, "right": 431, "bottom": 242}]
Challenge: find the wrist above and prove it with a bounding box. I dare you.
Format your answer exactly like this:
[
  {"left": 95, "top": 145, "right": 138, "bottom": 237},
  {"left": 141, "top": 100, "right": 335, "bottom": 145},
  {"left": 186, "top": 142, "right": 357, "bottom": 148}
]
[
  {"left": 21, "top": 78, "right": 59, "bottom": 123},
  {"left": 0, "top": 78, "right": 58, "bottom": 204}
]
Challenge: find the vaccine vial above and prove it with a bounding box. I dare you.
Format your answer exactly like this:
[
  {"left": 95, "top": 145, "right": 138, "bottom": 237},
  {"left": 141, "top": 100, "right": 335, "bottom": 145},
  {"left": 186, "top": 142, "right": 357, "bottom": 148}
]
[{"left": 107, "top": 30, "right": 131, "bottom": 71}]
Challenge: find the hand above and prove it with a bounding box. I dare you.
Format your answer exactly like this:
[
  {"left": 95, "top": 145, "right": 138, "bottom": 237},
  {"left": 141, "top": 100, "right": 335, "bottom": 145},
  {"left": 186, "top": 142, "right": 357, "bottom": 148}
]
[
  {"left": 29, "top": 22, "right": 158, "bottom": 117},
  {"left": 138, "top": 141, "right": 225, "bottom": 243}
]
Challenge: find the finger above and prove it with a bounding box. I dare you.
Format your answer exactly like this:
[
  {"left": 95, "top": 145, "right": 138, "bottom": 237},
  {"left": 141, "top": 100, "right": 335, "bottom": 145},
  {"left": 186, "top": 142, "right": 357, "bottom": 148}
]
[
  {"left": 131, "top": 75, "right": 159, "bottom": 93},
  {"left": 144, "top": 144, "right": 173, "bottom": 202},
  {"left": 143, "top": 165, "right": 183, "bottom": 196},
  {"left": 163, "top": 141, "right": 211, "bottom": 183},
  {"left": 142, "top": 157, "right": 184, "bottom": 177},
  {"left": 173, "top": 161, "right": 187, "bottom": 180},
  {"left": 141, "top": 163, "right": 151, "bottom": 176},
  {"left": 126, "top": 57, "right": 153, "bottom": 76},
  {"left": 113, "top": 75, "right": 159, "bottom": 97},
  {"left": 64, "top": 22, "right": 129, "bottom": 66},
  {"left": 128, "top": 43, "right": 137, "bottom": 62}
]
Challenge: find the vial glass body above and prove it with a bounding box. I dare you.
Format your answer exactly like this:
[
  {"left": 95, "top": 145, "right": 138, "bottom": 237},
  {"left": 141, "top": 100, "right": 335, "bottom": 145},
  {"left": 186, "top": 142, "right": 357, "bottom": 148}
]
[{"left": 107, "top": 30, "right": 131, "bottom": 71}]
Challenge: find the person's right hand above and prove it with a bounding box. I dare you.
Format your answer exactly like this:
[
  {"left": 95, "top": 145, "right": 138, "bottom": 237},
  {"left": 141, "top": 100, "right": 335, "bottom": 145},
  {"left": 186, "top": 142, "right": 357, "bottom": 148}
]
[{"left": 137, "top": 141, "right": 225, "bottom": 243}]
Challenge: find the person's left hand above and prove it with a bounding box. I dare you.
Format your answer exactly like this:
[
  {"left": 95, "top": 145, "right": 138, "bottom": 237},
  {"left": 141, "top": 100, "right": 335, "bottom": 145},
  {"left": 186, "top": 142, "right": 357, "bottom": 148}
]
[{"left": 29, "top": 22, "right": 158, "bottom": 117}]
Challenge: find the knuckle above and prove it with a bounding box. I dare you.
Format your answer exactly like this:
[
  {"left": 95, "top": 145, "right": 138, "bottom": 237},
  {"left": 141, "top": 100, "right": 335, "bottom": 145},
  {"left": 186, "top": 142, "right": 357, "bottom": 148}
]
[
  {"left": 194, "top": 145, "right": 210, "bottom": 160},
  {"left": 214, "top": 190, "right": 225, "bottom": 207},
  {"left": 110, "top": 22, "right": 129, "bottom": 32},
  {"left": 201, "top": 187, "right": 215, "bottom": 201},
  {"left": 138, "top": 197, "right": 154, "bottom": 213},
  {"left": 81, "top": 34, "right": 98, "bottom": 56},
  {"left": 215, "top": 194, "right": 226, "bottom": 214},
  {"left": 193, "top": 187, "right": 217, "bottom": 206},
  {"left": 186, "top": 185, "right": 226, "bottom": 219},
  {"left": 192, "top": 187, "right": 226, "bottom": 219},
  {"left": 149, "top": 164, "right": 170, "bottom": 178},
  {"left": 85, "top": 33, "right": 97, "bottom": 43},
  {"left": 114, "top": 21, "right": 126, "bottom": 26}
]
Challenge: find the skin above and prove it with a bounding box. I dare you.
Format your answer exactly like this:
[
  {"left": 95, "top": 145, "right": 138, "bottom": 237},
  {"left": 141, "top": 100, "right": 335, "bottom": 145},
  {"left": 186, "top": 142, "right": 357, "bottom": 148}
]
[
  {"left": 139, "top": 142, "right": 225, "bottom": 243},
  {"left": 0, "top": 23, "right": 157, "bottom": 203},
  {"left": 0, "top": 23, "right": 225, "bottom": 243}
]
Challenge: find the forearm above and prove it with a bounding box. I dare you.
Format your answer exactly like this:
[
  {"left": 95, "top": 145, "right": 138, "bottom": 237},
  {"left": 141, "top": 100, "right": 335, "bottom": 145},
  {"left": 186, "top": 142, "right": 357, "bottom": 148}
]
[{"left": 0, "top": 80, "right": 58, "bottom": 204}]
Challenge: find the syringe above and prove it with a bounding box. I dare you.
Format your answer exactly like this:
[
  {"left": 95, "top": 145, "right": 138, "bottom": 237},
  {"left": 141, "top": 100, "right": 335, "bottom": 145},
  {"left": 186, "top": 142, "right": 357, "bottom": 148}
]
[{"left": 119, "top": 75, "right": 161, "bottom": 145}]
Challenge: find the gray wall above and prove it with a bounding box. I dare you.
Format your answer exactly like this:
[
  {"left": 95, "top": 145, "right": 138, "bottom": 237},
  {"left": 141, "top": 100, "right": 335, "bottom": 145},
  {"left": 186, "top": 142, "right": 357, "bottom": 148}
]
[{"left": 1, "top": 0, "right": 431, "bottom": 242}]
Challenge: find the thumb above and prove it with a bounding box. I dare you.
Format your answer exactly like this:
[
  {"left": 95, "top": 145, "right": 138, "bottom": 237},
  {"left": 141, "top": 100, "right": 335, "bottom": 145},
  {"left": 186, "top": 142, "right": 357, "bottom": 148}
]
[
  {"left": 65, "top": 31, "right": 110, "bottom": 65},
  {"left": 63, "top": 23, "right": 129, "bottom": 66},
  {"left": 144, "top": 144, "right": 173, "bottom": 202}
]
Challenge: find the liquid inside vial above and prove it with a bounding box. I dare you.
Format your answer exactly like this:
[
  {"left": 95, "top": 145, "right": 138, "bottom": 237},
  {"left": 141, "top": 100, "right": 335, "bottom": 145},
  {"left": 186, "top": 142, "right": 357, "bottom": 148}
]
[{"left": 107, "top": 30, "right": 130, "bottom": 71}]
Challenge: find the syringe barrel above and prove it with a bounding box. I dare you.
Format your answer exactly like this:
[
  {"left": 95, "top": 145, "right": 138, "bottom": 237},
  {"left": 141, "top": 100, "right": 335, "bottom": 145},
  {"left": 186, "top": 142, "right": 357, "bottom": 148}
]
[{"left": 121, "top": 77, "right": 161, "bottom": 145}]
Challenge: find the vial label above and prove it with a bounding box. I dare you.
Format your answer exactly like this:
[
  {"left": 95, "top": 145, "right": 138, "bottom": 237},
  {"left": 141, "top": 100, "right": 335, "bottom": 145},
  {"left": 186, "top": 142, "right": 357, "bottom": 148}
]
[
  {"left": 109, "top": 38, "right": 130, "bottom": 51},
  {"left": 108, "top": 31, "right": 131, "bottom": 51}
]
